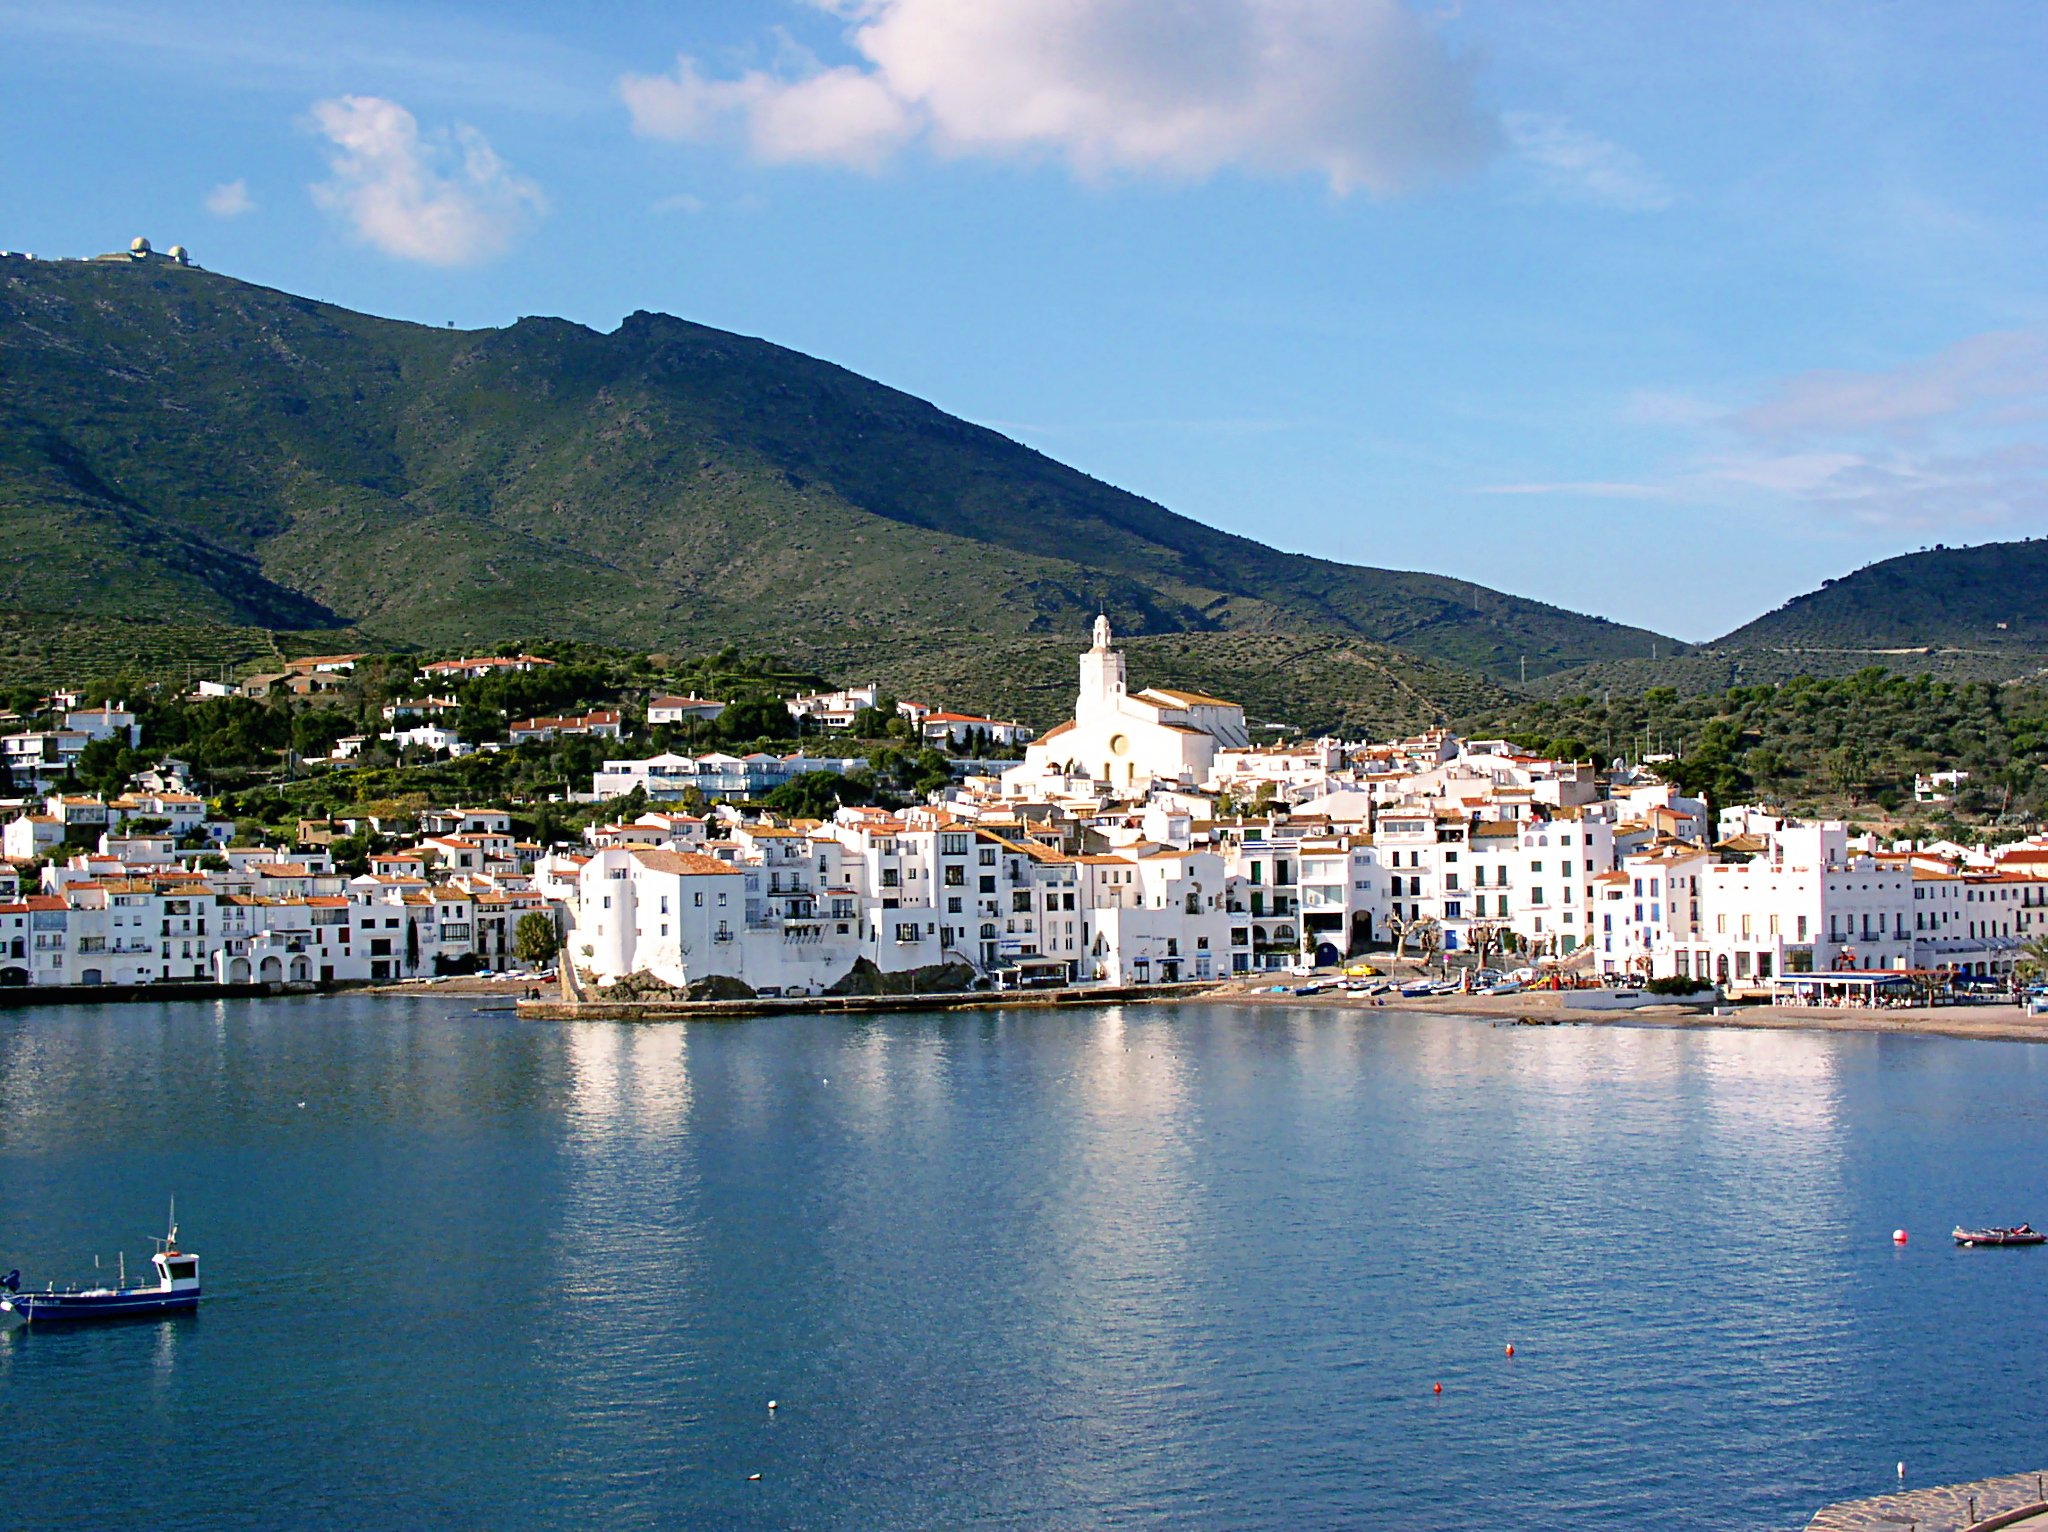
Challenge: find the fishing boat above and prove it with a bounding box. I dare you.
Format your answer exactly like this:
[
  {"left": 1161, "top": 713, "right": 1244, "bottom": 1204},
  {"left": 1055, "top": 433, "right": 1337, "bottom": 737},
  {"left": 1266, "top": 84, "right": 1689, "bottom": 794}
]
[
  {"left": 1952, "top": 1224, "right": 2046, "bottom": 1247},
  {"left": 0, "top": 1205, "right": 202, "bottom": 1324}
]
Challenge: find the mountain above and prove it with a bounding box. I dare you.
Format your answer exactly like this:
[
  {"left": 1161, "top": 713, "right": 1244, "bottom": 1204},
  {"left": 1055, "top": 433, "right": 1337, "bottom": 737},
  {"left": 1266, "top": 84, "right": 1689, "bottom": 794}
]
[
  {"left": 0, "top": 253, "right": 1679, "bottom": 688},
  {"left": 1715, "top": 539, "right": 2048, "bottom": 654}
]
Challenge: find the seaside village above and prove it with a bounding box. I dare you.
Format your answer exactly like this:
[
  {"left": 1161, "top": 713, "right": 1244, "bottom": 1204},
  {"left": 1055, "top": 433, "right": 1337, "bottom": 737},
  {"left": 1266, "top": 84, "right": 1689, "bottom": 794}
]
[{"left": 2, "top": 618, "right": 2044, "bottom": 1005}]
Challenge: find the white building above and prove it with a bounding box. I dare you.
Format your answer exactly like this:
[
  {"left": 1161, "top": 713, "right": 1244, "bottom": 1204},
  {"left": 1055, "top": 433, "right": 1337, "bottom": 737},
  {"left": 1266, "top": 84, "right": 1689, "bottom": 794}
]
[
  {"left": 647, "top": 695, "right": 727, "bottom": 725},
  {"left": 1009, "top": 617, "right": 1249, "bottom": 797}
]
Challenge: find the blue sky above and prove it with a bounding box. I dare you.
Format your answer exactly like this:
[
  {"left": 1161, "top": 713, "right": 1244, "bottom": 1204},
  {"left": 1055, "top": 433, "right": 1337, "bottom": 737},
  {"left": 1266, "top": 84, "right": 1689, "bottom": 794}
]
[{"left": 5, "top": 1, "right": 2045, "bottom": 642}]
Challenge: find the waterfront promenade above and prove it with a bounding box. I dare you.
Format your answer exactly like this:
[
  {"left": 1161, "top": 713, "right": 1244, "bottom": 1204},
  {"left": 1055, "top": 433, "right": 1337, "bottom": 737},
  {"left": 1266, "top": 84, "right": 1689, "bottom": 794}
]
[
  {"left": 1807, "top": 1469, "right": 2048, "bottom": 1530},
  {"left": 499, "top": 962, "right": 2048, "bottom": 1043}
]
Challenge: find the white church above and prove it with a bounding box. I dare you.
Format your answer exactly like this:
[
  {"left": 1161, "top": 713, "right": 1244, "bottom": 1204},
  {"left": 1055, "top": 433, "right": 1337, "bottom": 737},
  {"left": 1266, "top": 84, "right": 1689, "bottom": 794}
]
[{"left": 1005, "top": 616, "right": 1250, "bottom": 796}]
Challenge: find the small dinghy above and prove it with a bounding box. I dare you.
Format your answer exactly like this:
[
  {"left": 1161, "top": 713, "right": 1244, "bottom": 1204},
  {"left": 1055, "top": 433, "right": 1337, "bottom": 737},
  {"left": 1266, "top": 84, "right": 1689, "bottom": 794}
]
[
  {"left": 1, "top": 1204, "right": 202, "bottom": 1324},
  {"left": 1953, "top": 1224, "right": 2046, "bottom": 1247}
]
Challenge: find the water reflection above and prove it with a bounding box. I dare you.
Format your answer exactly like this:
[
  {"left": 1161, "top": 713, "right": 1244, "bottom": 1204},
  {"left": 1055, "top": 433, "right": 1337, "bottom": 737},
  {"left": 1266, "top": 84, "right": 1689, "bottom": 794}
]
[{"left": 3, "top": 997, "right": 2046, "bottom": 1531}]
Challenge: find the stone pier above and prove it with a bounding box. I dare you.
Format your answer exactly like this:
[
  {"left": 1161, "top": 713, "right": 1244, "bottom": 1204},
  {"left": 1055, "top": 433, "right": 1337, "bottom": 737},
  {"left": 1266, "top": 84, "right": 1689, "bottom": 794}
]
[{"left": 1807, "top": 1470, "right": 2048, "bottom": 1532}]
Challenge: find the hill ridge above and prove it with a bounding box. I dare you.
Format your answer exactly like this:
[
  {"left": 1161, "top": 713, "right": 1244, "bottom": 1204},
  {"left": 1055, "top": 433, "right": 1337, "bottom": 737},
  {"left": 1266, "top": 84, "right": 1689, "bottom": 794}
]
[{"left": 1, "top": 253, "right": 1678, "bottom": 684}]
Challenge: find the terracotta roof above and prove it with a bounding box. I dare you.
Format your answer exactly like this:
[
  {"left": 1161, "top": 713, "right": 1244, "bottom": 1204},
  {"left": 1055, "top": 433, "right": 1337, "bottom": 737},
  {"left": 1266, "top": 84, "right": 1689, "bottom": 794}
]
[
  {"left": 1139, "top": 686, "right": 1239, "bottom": 709},
  {"left": 630, "top": 849, "right": 744, "bottom": 877}
]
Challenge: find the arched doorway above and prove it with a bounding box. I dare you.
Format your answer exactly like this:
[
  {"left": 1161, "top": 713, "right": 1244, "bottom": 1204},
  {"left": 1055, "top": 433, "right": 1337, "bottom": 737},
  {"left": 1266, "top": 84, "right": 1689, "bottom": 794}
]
[
  {"left": 0, "top": 966, "right": 27, "bottom": 986},
  {"left": 259, "top": 955, "right": 283, "bottom": 983},
  {"left": 228, "top": 957, "right": 251, "bottom": 983},
  {"left": 80, "top": 968, "right": 103, "bottom": 986},
  {"left": 288, "top": 956, "right": 311, "bottom": 984},
  {"left": 1716, "top": 954, "right": 1731, "bottom": 985}
]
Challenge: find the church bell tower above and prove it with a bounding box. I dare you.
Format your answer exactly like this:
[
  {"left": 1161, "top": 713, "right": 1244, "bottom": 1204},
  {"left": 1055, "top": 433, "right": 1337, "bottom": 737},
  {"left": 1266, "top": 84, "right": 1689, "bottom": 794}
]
[{"left": 1077, "top": 613, "right": 1126, "bottom": 725}]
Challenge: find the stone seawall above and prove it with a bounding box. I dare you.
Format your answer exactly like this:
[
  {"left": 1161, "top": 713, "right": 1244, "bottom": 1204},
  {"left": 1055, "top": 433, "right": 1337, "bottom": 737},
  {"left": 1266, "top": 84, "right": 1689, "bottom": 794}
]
[
  {"left": 0, "top": 979, "right": 331, "bottom": 1008},
  {"left": 516, "top": 980, "right": 1217, "bottom": 1022}
]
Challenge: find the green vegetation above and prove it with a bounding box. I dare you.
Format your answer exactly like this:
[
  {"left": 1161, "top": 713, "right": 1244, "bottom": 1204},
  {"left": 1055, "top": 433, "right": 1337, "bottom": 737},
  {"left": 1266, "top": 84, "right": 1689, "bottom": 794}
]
[
  {"left": 0, "top": 258, "right": 1676, "bottom": 687},
  {"left": 1473, "top": 669, "right": 2048, "bottom": 828},
  {"left": 37, "top": 638, "right": 1008, "bottom": 841},
  {"left": 513, "top": 912, "right": 559, "bottom": 967},
  {"left": 1715, "top": 539, "right": 2048, "bottom": 652},
  {"left": 780, "top": 628, "right": 1507, "bottom": 736}
]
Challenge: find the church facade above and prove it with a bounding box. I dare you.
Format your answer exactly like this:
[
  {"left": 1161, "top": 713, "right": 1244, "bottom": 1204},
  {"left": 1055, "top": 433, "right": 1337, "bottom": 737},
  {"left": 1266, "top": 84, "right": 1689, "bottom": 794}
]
[{"left": 1007, "top": 616, "right": 1250, "bottom": 795}]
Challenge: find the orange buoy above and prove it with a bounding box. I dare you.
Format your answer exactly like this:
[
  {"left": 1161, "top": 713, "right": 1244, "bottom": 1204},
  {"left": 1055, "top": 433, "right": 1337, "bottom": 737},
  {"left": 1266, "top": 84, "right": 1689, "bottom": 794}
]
[
  {"left": 1505, "top": 1343, "right": 1515, "bottom": 1358},
  {"left": 1432, "top": 1381, "right": 1442, "bottom": 1394}
]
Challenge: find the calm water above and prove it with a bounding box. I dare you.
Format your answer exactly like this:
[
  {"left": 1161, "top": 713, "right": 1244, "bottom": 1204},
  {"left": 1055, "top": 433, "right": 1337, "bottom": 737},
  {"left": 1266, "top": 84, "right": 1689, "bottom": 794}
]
[{"left": 3, "top": 997, "right": 2047, "bottom": 1530}]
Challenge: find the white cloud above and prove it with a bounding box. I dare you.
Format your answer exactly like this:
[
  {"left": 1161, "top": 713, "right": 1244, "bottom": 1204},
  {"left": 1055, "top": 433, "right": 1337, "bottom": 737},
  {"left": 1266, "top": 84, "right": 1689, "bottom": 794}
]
[
  {"left": 204, "top": 178, "right": 255, "bottom": 217},
  {"left": 1735, "top": 327, "right": 2048, "bottom": 439},
  {"left": 307, "top": 95, "right": 546, "bottom": 266},
  {"left": 746, "top": 65, "right": 918, "bottom": 169},
  {"left": 1503, "top": 112, "right": 1672, "bottom": 211},
  {"left": 1539, "top": 329, "right": 2048, "bottom": 533},
  {"left": 1700, "top": 329, "right": 2048, "bottom": 529},
  {"left": 621, "top": 0, "right": 1495, "bottom": 194}
]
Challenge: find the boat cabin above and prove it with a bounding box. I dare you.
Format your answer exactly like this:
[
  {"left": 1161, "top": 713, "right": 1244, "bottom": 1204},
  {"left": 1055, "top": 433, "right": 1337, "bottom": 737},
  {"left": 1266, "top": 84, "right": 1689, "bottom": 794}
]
[{"left": 152, "top": 1247, "right": 200, "bottom": 1292}]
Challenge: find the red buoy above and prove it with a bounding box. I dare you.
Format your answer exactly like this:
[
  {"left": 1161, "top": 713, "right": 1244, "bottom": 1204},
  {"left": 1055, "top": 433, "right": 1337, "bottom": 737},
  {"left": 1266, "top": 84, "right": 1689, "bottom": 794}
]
[
  {"left": 1432, "top": 1381, "right": 1442, "bottom": 1395},
  {"left": 1504, "top": 1344, "right": 1515, "bottom": 1358},
  {"left": 1893, "top": 1229, "right": 1908, "bottom": 1245}
]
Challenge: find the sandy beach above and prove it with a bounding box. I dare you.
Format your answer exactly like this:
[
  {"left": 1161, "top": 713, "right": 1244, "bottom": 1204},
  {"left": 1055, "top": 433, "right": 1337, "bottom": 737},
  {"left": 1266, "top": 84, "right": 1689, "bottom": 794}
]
[{"left": 1210, "top": 980, "right": 2048, "bottom": 1045}]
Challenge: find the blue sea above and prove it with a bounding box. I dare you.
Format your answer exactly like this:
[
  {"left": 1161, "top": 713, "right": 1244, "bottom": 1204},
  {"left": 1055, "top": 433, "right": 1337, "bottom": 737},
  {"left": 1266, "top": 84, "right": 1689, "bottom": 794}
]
[{"left": 2, "top": 996, "right": 2045, "bottom": 1530}]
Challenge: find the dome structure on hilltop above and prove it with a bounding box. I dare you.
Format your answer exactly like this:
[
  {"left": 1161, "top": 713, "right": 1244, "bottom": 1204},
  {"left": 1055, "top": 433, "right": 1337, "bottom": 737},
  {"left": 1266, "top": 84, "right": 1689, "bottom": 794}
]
[{"left": 130, "top": 236, "right": 151, "bottom": 254}]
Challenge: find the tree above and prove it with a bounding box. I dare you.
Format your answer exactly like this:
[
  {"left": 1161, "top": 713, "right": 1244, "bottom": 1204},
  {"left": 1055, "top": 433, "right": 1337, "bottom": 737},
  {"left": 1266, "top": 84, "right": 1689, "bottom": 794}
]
[
  {"left": 514, "top": 912, "right": 560, "bottom": 966},
  {"left": 74, "top": 736, "right": 139, "bottom": 795},
  {"left": 718, "top": 693, "right": 795, "bottom": 744},
  {"left": 1466, "top": 922, "right": 1506, "bottom": 971},
  {"left": 762, "top": 770, "right": 867, "bottom": 820},
  {"left": 2016, "top": 937, "right": 2048, "bottom": 982},
  {"left": 1387, "top": 912, "right": 1438, "bottom": 963}
]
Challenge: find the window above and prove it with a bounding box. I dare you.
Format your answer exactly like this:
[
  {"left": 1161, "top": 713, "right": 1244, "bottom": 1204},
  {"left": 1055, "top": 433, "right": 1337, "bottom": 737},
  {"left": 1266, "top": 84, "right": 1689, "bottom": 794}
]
[
  {"left": 979, "top": 876, "right": 996, "bottom": 894},
  {"left": 1013, "top": 891, "right": 1032, "bottom": 913}
]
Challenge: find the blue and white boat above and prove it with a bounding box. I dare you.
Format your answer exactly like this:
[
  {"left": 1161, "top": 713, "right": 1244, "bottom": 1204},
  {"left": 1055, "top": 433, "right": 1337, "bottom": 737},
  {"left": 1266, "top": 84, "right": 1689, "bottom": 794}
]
[{"left": 0, "top": 1205, "right": 201, "bottom": 1327}]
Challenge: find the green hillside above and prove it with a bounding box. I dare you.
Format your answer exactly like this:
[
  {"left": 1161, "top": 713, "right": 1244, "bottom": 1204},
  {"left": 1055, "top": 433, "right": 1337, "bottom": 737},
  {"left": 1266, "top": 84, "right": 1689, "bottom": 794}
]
[
  {"left": 0, "top": 252, "right": 1675, "bottom": 684},
  {"left": 1471, "top": 669, "right": 2048, "bottom": 828},
  {"left": 1714, "top": 539, "right": 2048, "bottom": 652},
  {"left": 780, "top": 628, "right": 1508, "bottom": 738}
]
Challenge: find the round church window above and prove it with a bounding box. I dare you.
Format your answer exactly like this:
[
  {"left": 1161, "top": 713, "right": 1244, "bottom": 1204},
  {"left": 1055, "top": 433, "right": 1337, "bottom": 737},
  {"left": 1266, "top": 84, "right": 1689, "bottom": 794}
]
[{"left": 1108, "top": 734, "right": 1129, "bottom": 755}]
